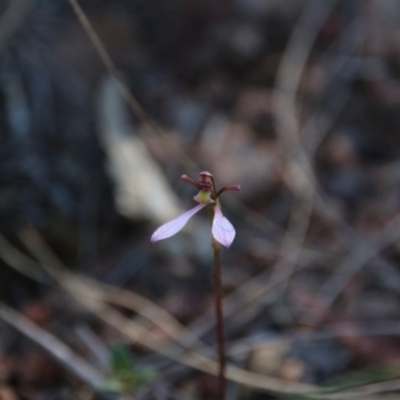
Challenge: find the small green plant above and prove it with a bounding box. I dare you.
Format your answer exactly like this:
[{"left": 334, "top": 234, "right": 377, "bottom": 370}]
[
  {"left": 151, "top": 171, "right": 240, "bottom": 400},
  {"left": 102, "top": 344, "right": 156, "bottom": 395}
]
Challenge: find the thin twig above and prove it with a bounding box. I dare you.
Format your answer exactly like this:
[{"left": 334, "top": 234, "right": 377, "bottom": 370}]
[
  {"left": 9, "top": 227, "right": 400, "bottom": 398},
  {"left": 18, "top": 227, "right": 318, "bottom": 396},
  {"left": 66, "top": 0, "right": 153, "bottom": 127},
  {"left": 0, "top": 233, "right": 50, "bottom": 284},
  {"left": 229, "top": 319, "right": 400, "bottom": 357},
  {"left": 66, "top": 0, "right": 196, "bottom": 173},
  {"left": 0, "top": 302, "right": 106, "bottom": 392},
  {"left": 18, "top": 227, "right": 209, "bottom": 350}
]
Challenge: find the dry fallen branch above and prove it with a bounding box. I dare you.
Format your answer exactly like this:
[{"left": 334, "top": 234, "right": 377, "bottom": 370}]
[
  {"left": 18, "top": 227, "right": 318, "bottom": 396},
  {"left": 0, "top": 225, "right": 398, "bottom": 397},
  {"left": 19, "top": 227, "right": 207, "bottom": 351},
  {"left": 0, "top": 302, "right": 107, "bottom": 394}
]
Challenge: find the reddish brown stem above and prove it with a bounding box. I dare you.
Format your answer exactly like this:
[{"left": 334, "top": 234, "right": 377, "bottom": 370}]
[{"left": 212, "top": 240, "right": 226, "bottom": 400}]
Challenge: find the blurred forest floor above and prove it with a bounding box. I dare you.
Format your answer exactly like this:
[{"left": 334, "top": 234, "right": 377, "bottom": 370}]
[{"left": 3, "top": 0, "right": 400, "bottom": 399}]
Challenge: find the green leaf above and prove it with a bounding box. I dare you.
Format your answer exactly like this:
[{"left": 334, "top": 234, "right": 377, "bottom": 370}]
[
  {"left": 102, "top": 344, "right": 157, "bottom": 394},
  {"left": 111, "top": 344, "right": 134, "bottom": 378}
]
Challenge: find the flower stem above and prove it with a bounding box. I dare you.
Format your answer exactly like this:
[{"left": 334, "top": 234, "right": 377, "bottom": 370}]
[{"left": 212, "top": 239, "right": 226, "bottom": 400}]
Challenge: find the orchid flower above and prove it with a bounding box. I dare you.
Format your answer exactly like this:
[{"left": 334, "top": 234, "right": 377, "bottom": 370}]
[{"left": 151, "top": 172, "right": 240, "bottom": 248}]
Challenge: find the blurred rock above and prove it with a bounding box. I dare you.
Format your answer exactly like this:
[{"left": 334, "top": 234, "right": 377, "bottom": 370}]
[
  {"left": 292, "top": 341, "right": 350, "bottom": 383},
  {"left": 199, "top": 116, "right": 280, "bottom": 200},
  {"left": 166, "top": 94, "right": 210, "bottom": 138},
  {"left": 96, "top": 76, "right": 181, "bottom": 224},
  {"left": 247, "top": 340, "right": 291, "bottom": 376}
]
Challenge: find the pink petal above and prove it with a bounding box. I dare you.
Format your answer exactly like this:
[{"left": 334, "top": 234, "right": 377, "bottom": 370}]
[
  {"left": 212, "top": 207, "right": 235, "bottom": 248},
  {"left": 151, "top": 204, "right": 206, "bottom": 243}
]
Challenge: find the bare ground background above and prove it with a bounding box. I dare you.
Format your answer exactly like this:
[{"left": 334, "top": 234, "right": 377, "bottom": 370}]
[{"left": 2, "top": 0, "right": 400, "bottom": 399}]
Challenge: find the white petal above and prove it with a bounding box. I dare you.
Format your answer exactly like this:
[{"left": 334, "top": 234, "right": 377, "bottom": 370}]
[
  {"left": 212, "top": 207, "right": 236, "bottom": 248},
  {"left": 151, "top": 204, "right": 206, "bottom": 243}
]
